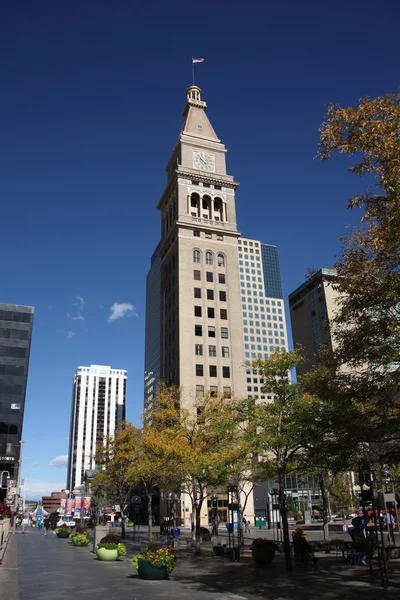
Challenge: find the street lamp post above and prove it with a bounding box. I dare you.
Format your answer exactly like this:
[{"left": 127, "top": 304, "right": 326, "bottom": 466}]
[
  {"left": 12, "top": 441, "right": 23, "bottom": 534},
  {"left": 0, "top": 470, "right": 11, "bottom": 489}
]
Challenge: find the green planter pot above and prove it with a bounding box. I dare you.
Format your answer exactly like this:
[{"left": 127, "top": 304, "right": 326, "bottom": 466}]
[
  {"left": 96, "top": 547, "right": 118, "bottom": 561},
  {"left": 71, "top": 536, "right": 90, "bottom": 547},
  {"left": 137, "top": 558, "right": 168, "bottom": 580},
  {"left": 56, "top": 531, "right": 70, "bottom": 538},
  {"left": 252, "top": 548, "right": 276, "bottom": 565}
]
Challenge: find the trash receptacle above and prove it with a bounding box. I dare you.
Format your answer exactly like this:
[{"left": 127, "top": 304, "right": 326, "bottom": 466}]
[
  {"left": 255, "top": 517, "right": 266, "bottom": 529},
  {"left": 171, "top": 527, "right": 181, "bottom": 538}
]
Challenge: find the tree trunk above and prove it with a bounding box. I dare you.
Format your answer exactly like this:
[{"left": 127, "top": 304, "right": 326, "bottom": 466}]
[
  {"left": 319, "top": 472, "right": 330, "bottom": 541},
  {"left": 278, "top": 471, "right": 293, "bottom": 571},
  {"left": 121, "top": 509, "right": 126, "bottom": 539},
  {"left": 147, "top": 493, "right": 153, "bottom": 542},
  {"left": 195, "top": 504, "right": 202, "bottom": 542}
]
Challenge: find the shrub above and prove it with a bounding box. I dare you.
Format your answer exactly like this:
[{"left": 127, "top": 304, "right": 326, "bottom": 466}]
[
  {"left": 133, "top": 547, "right": 176, "bottom": 576},
  {"left": 250, "top": 538, "right": 278, "bottom": 552},
  {"left": 100, "top": 534, "right": 121, "bottom": 544},
  {"left": 97, "top": 541, "right": 126, "bottom": 557}
]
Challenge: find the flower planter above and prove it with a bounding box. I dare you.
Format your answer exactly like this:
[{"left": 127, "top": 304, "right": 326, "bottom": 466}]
[
  {"left": 56, "top": 531, "right": 70, "bottom": 538},
  {"left": 71, "top": 535, "right": 90, "bottom": 547},
  {"left": 137, "top": 558, "right": 168, "bottom": 580},
  {"left": 252, "top": 548, "right": 276, "bottom": 565},
  {"left": 96, "top": 547, "right": 118, "bottom": 561}
]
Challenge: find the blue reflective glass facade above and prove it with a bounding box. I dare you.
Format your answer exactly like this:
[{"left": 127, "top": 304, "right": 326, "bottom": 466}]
[
  {"left": 261, "top": 244, "right": 283, "bottom": 299},
  {"left": 0, "top": 303, "right": 34, "bottom": 502},
  {"left": 144, "top": 244, "right": 161, "bottom": 409}
]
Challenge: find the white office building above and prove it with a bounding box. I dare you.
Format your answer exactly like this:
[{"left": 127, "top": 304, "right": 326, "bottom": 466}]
[{"left": 67, "top": 365, "right": 127, "bottom": 491}]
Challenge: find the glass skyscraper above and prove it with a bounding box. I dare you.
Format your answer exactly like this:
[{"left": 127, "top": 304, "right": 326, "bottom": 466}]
[
  {"left": 0, "top": 303, "right": 34, "bottom": 503},
  {"left": 144, "top": 243, "right": 161, "bottom": 409}
]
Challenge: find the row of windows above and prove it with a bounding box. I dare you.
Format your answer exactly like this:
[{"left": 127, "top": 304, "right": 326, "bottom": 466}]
[
  {"left": 0, "top": 422, "right": 19, "bottom": 435},
  {"left": 194, "top": 230, "right": 224, "bottom": 241},
  {"left": 0, "top": 328, "right": 29, "bottom": 341},
  {"left": 193, "top": 251, "right": 225, "bottom": 267},
  {"left": 0, "top": 346, "right": 27, "bottom": 358},
  {"left": 195, "top": 344, "right": 230, "bottom": 358},
  {"left": 194, "top": 306, "right": 228, "bottom": 319},
  {"left": 195, "top": 365, "right": 230, "bottom": 378},
  {"left": 238, "top": 240, "right": 259, "bottom": 247},
  {"left": 194, "top": 271, "right": 226, "bottom": 284},
  {"left": 196, "top": 385, "right": 231, "bottom": 398},
  {"left": 0, "top": 310, "right": 32, "bottom": 323},
  {"left": 194, "top": 288, "right": 226, "bottom": 300},
  {"left": 0, "top": 364, "right": 25, "bottom": 377},
  {"left": 0, "top": 383, "right": 23, "bottom": 395},
  {"left": 195, "top": 325, "right": 229, "bottom": 338}
]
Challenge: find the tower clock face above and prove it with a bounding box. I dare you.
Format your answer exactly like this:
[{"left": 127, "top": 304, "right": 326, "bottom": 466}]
[{"left": 193, "top": 152, "right": 215, "bottom": 172}]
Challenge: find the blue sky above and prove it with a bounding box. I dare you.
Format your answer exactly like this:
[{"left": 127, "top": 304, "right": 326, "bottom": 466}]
[{"left": 2, "top": 1, "right": 398, "bottom": 499}]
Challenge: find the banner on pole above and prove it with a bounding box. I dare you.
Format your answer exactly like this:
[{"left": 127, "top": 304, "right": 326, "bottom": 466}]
[
  {"left": 6, "top": 479, "right": 16, "bottom": 505},
  {"left": 65, "top": 498, "right": 73, "bottom": 517},
  {"left": 59, "top": 498, "right": 66, "bottom": 515},
  {"left": 83, "top": 496, "right": 91, "bottom": 519},
  {"left": 74, "top": 495, "right": 82, "bottom": 519}
]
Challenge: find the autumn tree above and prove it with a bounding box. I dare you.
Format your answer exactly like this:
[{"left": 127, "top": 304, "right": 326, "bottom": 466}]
[
  {"left": 317, "top": 93, "right": 400, "bottom": 463},
  {"left": 93, "top": 422, "right": 142, "bottom": 538},
  {"left": 149, "top": 384, "right": 244, "bottom": 543}
]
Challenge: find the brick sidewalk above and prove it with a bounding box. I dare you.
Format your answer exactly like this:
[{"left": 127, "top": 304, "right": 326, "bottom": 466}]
[{"left": 1, "top": 527, "right": 399, "bottom": 600}]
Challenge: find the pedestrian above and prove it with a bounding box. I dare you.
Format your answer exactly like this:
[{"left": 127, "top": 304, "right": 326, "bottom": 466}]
[
  {"left": 384, "top": 511, "right": 395, "bottom": 544},
  {"left": 43, "top": 517, "right": 50, "bottom": 536},
  {"left": 244, "top": 514, "right": 251, "bottom": 533},
  {"left": 110, "top": 512, "right": 115, "bottom": 528},
  {"left": 21, "top": 516, "right": 29, "bottom": 534}
]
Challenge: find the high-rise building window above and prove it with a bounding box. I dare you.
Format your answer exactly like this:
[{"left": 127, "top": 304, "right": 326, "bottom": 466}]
[
  {"left": 194, "top": 270, "right": 201, "bottom": 280},
  {"left": 209, "top": 365, "right": 217, "bottom": 377},
  {"left": 220, "top": 309, "right": 228, "bottom": 320},
  {"left": 222, "top": 346, "right": 230, "bottom": 358},
  {"left": 206, "top": 252, "right": 213, "bottom": 265},
  {"left": 205, "top": 232, "right": 212, "bottom": 239},
  {"left": 196, "top": 364, "right": 204, "bottom": 376},
  {"left": 219, "top": 291, "right": 226, "bottom": 302},
  {"left": 223, "top": 386, "right": 231, "bottom": 398},
  {"left": 195, "top": 344, "right": 203, "bottom": 356},
  {"left": 195, "top": 325, "right": 202, "bottom": 336},
  {"left": 194, "top": 288, "right": 201, "bottom": 298},
  {"left": 223, "top": 366, "right": 230, "bottom": 378},
  {"left": 194, "top": 230, "right": 200, "bottom": 237},
  {"left": 208, "top": 326, "right": 216, "bottom": 337},
  {"left": 218, "top": 274, "right": 226, "bottom": 284},
  {"left": 194, "top": 306, "right": 202, "bottom": 317},
  {"left": 208, "top": 307, "right": 215, "bottom": 318},
  {"left": 217, "top": 234, "right": 224, "bottom": 241},
  {"left": 196, "top": 385, "right": 204, "bottom": 397},
  {"left": 210, "top": 386, "right": 218, "bottom": 397},
  {"left": 217, "top": 254, "right": 225, "bottom": 267},
  {"left": 193, "top": 250, "right": 201, "bottom": 263},
  {"left": 206, "top": 272, "right": 213, "bottom": 282},
  {"left": 209, "top": 345, "right": 216, "bottom": 357},
  {"left": 207, "top": 289, "right": 214, "bottom": 300},
  {"left": 221, "top": 327, "right": 229, "bottom": 339}
]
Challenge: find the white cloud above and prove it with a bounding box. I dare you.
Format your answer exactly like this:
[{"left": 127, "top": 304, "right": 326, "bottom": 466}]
[
  {"left": 32, "top": 461, "right": 40, "bottom": 467},
  {"left": 67, "top": 331, "right": 75, "bottom": 339},
  {"left": 24, "top": 478, "right": 66, "bottom": 501},
  {"left": 67, "top": 295, "right": 86, "bottom": 322},
  {"left": 48, "top": 455, "right": 69, "bottom": 468},
  {"left": 108, "top": 302, "right": 138, "bottom": 322}
]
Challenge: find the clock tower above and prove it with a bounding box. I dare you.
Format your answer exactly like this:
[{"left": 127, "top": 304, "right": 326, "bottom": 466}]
[{"left": 150, "top": 85, "right": 246, "bottom": 412}]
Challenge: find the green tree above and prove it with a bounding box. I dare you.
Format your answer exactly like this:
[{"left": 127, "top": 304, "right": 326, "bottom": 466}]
[{"left": 236, "top": 349, "right": 321, "bottom": 571}]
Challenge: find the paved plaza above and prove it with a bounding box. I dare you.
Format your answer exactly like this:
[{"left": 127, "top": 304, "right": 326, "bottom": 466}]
[{"left": 0, "top": 527, "right": 399, "bottom": 600}]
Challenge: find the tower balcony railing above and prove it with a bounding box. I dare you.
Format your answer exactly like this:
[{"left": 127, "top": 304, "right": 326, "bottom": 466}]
[{"left": 191, "top": 217, "right": 227, "bottom": 228}]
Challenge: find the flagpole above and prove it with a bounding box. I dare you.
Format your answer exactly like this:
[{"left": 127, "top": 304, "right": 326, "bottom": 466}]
[{"left": 192, "top": 57, "right": 195, "bottom": 86}]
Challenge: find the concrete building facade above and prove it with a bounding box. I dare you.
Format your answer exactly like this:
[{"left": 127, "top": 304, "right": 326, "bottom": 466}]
[
  {"left": 67, "top": 365, "right": 127, "bottom": 491},
  {"left": 289, "top": 268, "right": 339, "bottom": 379}
]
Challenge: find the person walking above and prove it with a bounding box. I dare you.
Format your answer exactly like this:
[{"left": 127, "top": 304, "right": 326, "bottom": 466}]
[
  {"left": 43, "top": 517, "right": 50, "bottom": 536},
  {"left": 384, "top": 511, "right": 395, "bottom": 544},
  {"left": 21, "top": 516, "right": 29, "bottom": 534},
  {"left": 244, "top": 515, "right": 251, "bottom": 533}
]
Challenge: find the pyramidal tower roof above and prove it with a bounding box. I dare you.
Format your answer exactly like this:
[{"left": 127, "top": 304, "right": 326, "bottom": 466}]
[{"left": 180, "top": 86, "right": 220, "bottom": 142}]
